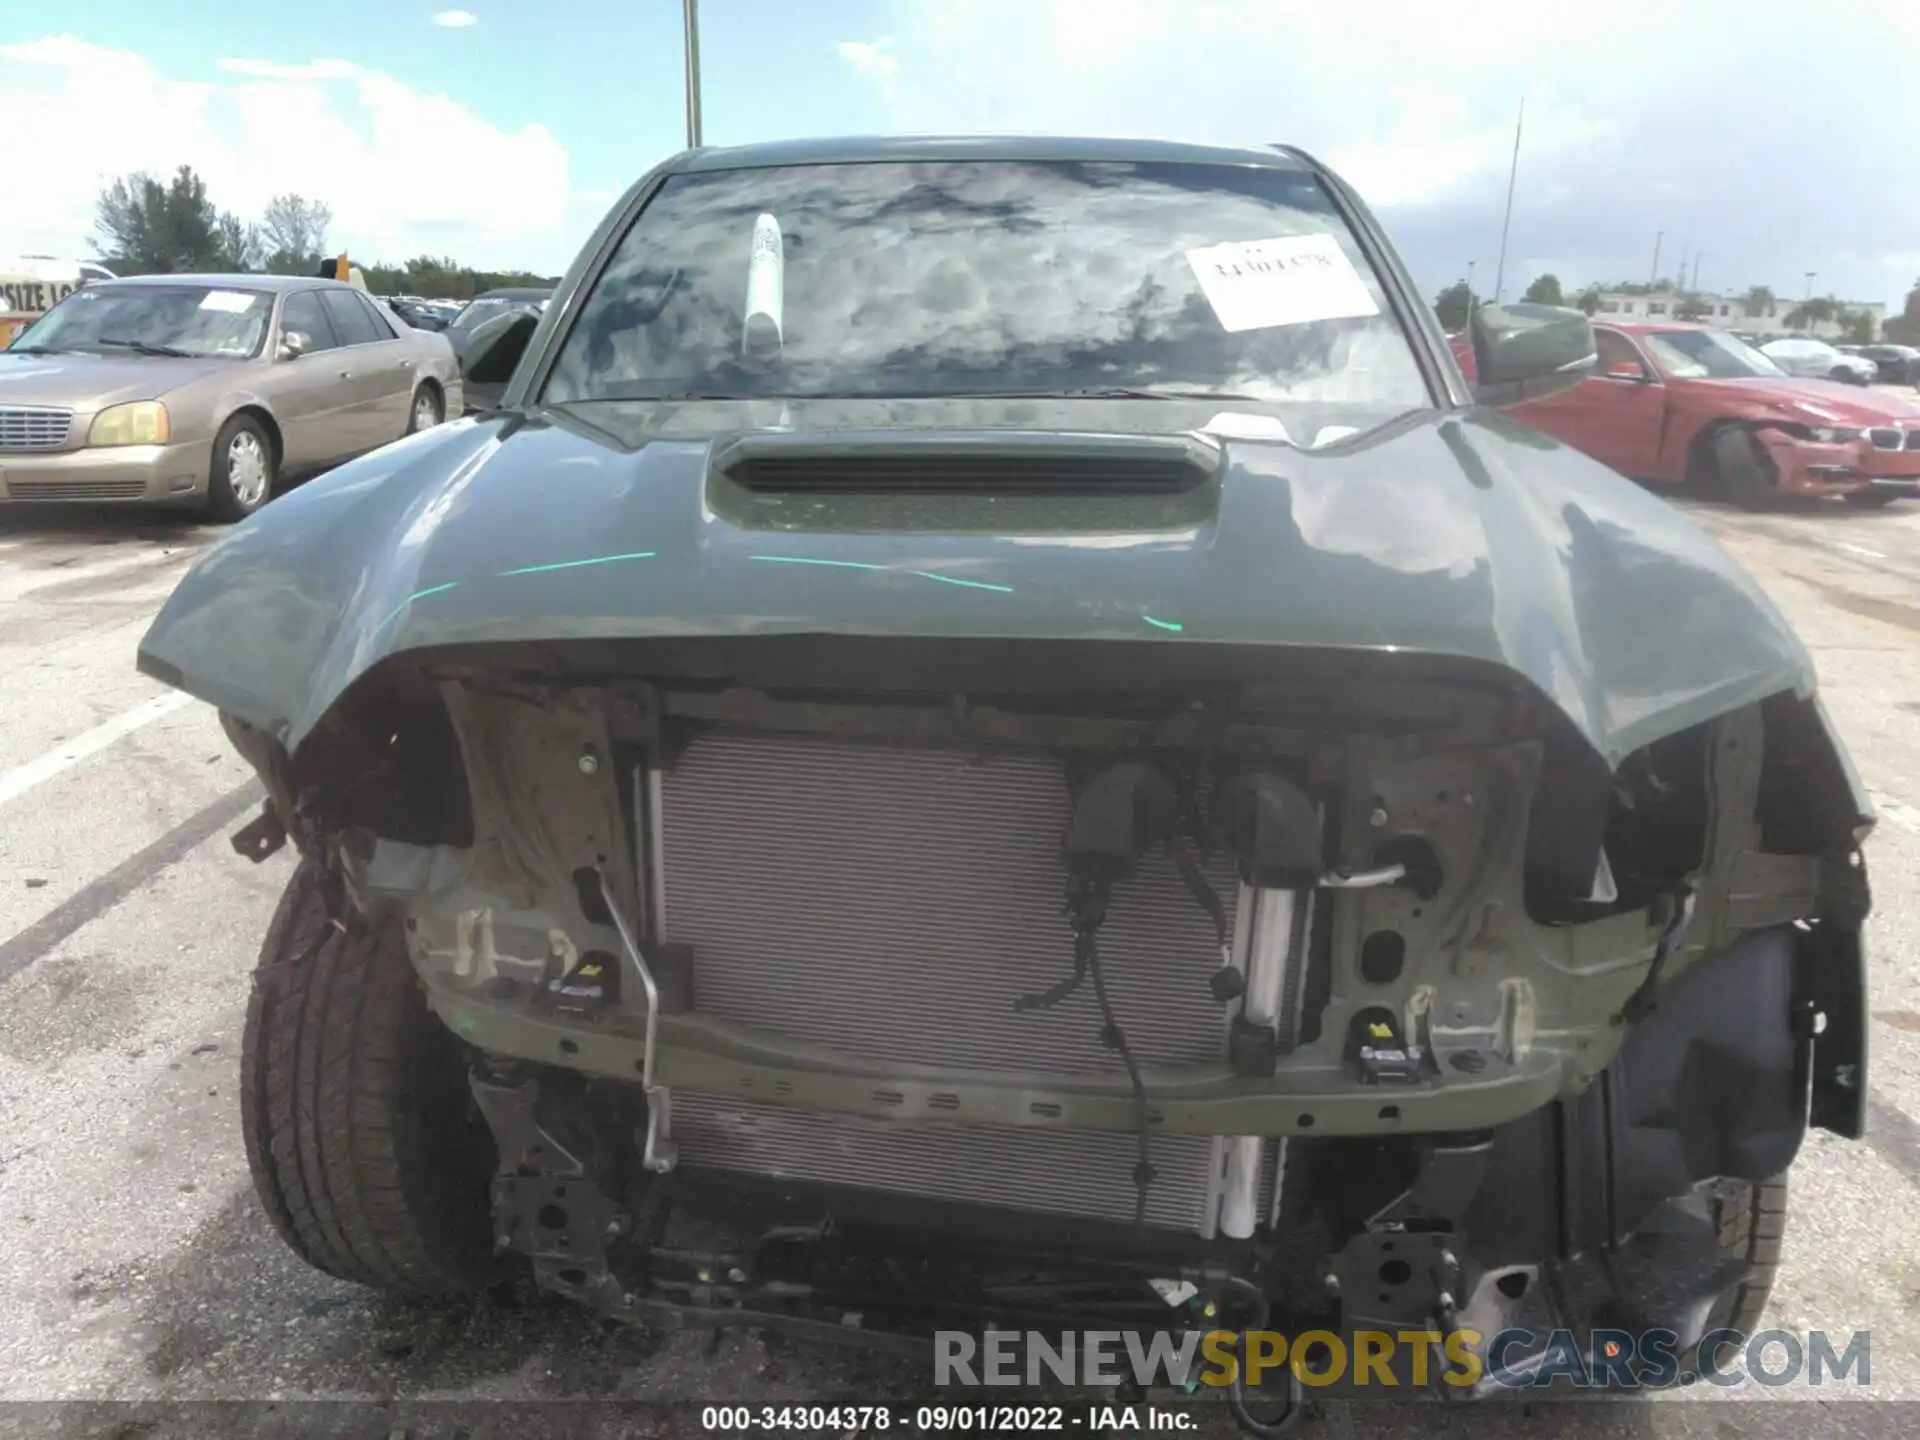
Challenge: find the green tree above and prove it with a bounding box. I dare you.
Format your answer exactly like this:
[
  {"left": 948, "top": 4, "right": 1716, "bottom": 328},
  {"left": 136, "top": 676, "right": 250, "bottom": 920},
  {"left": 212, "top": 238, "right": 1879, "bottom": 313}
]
[
  {"left": 1433, "top": 279, "right": 1479, "bottom": 332},
  {"left": 215, "top": 213, "right": 263, "bottom": 272},
  {"left": 1521, "top": 273, "right": 1565, "bottom": 306},
  {"left": 1885, "top": 279, "right": 1920, "bottom": 344},
  {"left": 94, "top": 166, "right": 258, "bottom": 274},
  {"left": 1841, "top": 308, "right": 1876, "bottom": 344},
  {"left": 1783, "top": 295, "right": 1840, "bottom": 333},
  {"left": 1676, "top": 295, "right": 1712, "bottom": 322},
  {"left": 1575, "top": 287, "right": 1602, "bottom": 315},
  {"left": 360, "top": 254, "right": 562, "bottom": 300},
  {"left": 259, "top": 193, "right": 333, "bottom": 274},
  {"left": 1742, "top": 285, "right": 1776, "bottom": 319}
]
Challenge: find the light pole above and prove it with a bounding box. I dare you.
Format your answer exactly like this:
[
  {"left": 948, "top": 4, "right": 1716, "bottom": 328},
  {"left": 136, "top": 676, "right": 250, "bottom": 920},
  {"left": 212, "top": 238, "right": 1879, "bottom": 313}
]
[
  {"left": 1804, "top": 271, "right": 1816, "bottom": 301},
  {"left": 1466, "top": 260, "right": 1477, "bottom": 326},
  {"left": 1491, "top": 98, "right": 1523, "bottom": 303},
  {"left": 683, "top": 0, "right": 704, "bottom": 149}
]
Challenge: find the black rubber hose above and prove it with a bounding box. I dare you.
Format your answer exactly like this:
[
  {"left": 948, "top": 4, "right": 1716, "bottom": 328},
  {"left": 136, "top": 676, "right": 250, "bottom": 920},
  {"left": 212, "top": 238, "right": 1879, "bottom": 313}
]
[
  {"left": 1082, "top": 926, "right": 1156, "bottom": 1226},
  {"left": 1224, "top": 1276, "right": 1305, "bottom": 1437}
]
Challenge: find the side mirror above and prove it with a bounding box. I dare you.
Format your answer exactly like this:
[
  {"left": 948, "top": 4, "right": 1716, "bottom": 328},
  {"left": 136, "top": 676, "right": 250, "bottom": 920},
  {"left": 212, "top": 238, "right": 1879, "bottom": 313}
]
[
  {"left": 460, "top": 310, "right": 538, "bottom": 387},
  {"left": 1468, "top": 302, "right": 1597, "bottom": 406},
  {"left": 1604, "top": 360, "right": 1649, "bottom": 382},
  {"left": 277, "top": 330, "right": 311, "bottom": 361}
]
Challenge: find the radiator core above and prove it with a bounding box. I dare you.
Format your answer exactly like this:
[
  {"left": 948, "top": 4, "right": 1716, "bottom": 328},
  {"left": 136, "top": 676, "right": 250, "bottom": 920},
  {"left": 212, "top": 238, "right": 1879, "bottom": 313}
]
[{"left": 656, "top": 732, "right": 1249, "bottom": 1230}]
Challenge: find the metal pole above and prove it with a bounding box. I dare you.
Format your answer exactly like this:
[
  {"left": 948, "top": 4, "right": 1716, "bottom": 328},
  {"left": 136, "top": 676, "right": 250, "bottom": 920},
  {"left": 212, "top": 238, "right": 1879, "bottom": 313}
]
[
  {"left": 682, "top": 0, "right": 704, "bottom": 149},
  {"left": 1649, "top": 231, "right": 1662, "bottom": 285},
  {"left": 1491, "top": 98, "right": 1523, "bottom": 303},
  {"left": 1690, "top": 253, "right": 1701, "bottom": 293},
  {"left": 1804, "top": 271, "right": 1816, "bottom": 301},
  {"left": 1466, "top": 260, "right": 1476, "bottom": 325}
]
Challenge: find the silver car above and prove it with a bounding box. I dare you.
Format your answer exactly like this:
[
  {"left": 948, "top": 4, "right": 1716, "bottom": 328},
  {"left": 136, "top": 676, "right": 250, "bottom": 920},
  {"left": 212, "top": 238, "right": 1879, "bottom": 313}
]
[
  {"left": 0, "top": 274, "right": 463, "bottom": 520},
  {"left": 1758, "top": 336, "right": 1878, "bottom": 386}
]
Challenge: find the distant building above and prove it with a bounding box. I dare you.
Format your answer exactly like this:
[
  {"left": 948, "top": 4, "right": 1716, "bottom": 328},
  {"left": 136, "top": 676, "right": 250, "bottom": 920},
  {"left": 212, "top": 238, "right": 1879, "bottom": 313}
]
[{"left": 1587, "top": 289, "right": 1884, "bottom": 342}]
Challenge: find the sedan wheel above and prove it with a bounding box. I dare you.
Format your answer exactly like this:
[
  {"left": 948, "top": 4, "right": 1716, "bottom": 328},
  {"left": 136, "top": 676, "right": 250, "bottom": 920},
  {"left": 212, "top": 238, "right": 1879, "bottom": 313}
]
[
  {"left": 1713, "top": 426, "right": 1779, "bottom": 512},
  {"left": 408, "top": 385, "right": 445, "bottom": 435},
  {"left": 207, "top": 413, "right": 277, "bottom": 523}
]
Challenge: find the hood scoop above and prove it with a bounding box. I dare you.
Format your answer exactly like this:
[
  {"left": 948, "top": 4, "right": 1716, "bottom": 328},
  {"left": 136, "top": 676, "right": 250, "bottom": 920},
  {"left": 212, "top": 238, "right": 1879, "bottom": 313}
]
[{"left": 711, "top": 428, "right": 1224, "bottom": 495}]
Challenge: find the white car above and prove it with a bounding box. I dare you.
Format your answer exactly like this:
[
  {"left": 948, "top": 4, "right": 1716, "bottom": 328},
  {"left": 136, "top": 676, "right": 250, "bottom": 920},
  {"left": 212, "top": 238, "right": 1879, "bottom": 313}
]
[{"left": 1760, "top": 337, "right": 1878, "bottom": 385}]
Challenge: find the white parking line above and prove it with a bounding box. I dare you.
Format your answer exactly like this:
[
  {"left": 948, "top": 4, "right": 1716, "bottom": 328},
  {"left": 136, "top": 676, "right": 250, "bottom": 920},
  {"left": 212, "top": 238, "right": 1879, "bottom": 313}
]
[{"left": 0, "top": 691, "right": 193, "bottom": 808}]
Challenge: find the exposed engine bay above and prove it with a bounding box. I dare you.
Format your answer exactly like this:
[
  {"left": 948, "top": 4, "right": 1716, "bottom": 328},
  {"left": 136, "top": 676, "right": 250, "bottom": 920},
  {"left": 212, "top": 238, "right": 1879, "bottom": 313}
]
[{"left": 218, "top": 641, "right": 1869, "bottom": 1398}]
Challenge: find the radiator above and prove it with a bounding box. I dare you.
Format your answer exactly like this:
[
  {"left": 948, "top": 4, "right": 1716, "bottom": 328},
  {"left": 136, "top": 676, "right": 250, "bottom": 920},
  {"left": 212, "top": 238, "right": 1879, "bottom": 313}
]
[{"left": 656, "top": 731, "right": 1251, "bottom": 1230}]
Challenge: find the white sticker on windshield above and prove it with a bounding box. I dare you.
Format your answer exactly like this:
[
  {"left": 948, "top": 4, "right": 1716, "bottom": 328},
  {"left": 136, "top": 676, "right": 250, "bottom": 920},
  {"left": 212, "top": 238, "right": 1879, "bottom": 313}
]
[
  {"left": 199, "top": 290, "right": 256, "bottom": 313},
  {"left": 1184, "top": 233, "right": 1380, "bottom": 334}
]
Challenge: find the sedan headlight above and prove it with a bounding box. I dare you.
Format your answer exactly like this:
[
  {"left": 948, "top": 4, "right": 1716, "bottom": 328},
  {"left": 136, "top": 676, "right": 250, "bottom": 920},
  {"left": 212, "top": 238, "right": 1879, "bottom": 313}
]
[
  {"left": 1807, "top": 426, "right": 1864, "bottom": 444},
  {"left": 87, "top": 401, "right": 171, "bottom": 447}
]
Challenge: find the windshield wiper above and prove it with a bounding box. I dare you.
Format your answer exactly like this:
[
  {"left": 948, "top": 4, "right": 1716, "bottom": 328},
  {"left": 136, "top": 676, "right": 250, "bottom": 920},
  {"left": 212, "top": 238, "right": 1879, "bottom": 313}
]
[
  {"left": 96, "top": 337, "right": 193, "bottom": 358},
  {"left": 847, "top": 387, "right": 1278, "bottom": 402},
  {"left": 560, "top": 391, "right": 751, "bottom": 404},
  {"left": 3, "top": 344, "right": 64, "bottom": 355},
  {"left": 564, "top": 386, "right": 1282, "bottom": 404}
]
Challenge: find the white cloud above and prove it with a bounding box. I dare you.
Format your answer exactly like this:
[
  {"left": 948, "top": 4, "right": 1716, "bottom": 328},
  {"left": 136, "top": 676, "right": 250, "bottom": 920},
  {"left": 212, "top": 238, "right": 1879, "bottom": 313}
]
[
  {"left": 217, "top": 57, "right": 362, "bottom": 81},
  {"left": 0, "top": 35, "right": 575, "bottom": 272},
  {"left": 840, "top": 0, "right": 1920, "bottom": 306},
  {"left": 432, "top": 10, "right": 480, "bottom": 27},
  {"left": 836, "top": 38, "right": 897, "bottom": 88}
]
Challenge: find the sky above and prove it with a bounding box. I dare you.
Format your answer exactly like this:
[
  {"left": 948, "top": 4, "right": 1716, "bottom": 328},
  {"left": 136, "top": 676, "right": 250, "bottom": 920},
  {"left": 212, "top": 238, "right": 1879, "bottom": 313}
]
[{"left": 3, "top": 0, "right": 1919, "bottom": 309}]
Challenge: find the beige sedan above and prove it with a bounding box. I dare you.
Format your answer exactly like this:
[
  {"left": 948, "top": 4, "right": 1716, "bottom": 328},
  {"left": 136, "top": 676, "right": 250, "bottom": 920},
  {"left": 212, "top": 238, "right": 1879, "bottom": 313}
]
[{"left": 0, "top": 274, "right": 463, "bottom": 520}]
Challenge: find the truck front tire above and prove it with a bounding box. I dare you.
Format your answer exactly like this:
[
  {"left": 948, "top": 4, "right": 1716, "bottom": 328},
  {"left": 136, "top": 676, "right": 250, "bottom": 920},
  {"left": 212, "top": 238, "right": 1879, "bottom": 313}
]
[{"left": 241, "top": 860, "right": 499, "bottom": 1294}]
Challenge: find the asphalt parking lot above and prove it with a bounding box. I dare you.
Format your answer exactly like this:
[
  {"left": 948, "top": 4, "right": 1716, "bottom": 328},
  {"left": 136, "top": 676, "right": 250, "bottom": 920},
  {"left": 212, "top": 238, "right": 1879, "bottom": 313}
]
[{"left": 2, "top": 467, "right": 1920, "bottom": 1439}]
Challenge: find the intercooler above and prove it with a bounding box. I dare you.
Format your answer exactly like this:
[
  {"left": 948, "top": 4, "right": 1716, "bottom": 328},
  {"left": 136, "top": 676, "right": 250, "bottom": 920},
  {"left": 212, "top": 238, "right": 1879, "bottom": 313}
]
[{"left": 655, "top": 731, "right": 1268, "bottom": 1232}]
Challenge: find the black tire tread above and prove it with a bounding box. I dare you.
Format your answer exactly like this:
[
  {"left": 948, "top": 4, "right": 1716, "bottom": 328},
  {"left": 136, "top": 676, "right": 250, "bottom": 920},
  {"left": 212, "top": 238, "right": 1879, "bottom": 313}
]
[
  {"left": 206, "top": 413, "right": 274, "bottom": 523},
  {"left": 407, "top": 382, "right": 444, "bottom": 435},
  {"left": 1712, "top": 426, "right": 1778, "bottom": 512},
  {"left": 240, "top": 860, "right": 495, "bottom": 1295},
  {"left": 1710, "top": 1174, "right": 1788, "bottom": 1344}
]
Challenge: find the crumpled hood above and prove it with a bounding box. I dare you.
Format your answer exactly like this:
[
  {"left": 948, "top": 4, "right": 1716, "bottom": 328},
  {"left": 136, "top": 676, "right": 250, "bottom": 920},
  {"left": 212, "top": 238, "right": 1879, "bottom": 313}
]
[
  {"left": 1682, "top": 376, "right": 1920, "bottom": 425},
  {"left": 0, "top": 351, "right": 239, "bottom": 408},
  {"left": 136, "top": 399, "right": 1816, "bottom": 768}
]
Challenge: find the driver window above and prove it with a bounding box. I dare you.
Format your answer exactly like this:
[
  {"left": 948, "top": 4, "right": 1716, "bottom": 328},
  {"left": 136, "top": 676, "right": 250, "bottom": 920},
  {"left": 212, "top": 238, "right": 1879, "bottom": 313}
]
[
  {"left": 1595, "top": 331, "right": 1645, "bottom": 378},
  {"left": 280, "top": 290, "right": 340, "bottom": 352}
]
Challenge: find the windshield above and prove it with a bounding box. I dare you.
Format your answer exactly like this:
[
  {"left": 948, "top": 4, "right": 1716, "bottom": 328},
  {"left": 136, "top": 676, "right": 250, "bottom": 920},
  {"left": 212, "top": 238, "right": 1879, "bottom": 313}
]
[
  {"left": 453, "top": 297, "right": 539, "bottom": 331},
  {"left": 543, "top": 159, "right": 1428, "bottom": 413},
  {"left": 13, "top": 284, "right": 271, "bottom": 359},
  {"left": 1639, "top": 328, "right": 1787, "bottom": 380},
  {"left": 1764, "top": 339, "right": 1837, "bottom": 360}
]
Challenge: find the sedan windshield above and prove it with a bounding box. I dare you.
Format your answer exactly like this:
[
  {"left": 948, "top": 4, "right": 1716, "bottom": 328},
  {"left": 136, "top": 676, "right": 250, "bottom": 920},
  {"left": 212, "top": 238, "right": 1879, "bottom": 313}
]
[
  {"left": 543, "top": 159, "right": 1429, "bottom": 413},
  {"left": 14, "top": 284, "right": 271, "bottom": 359},
  {"left": 1640, "top": 328, "right": 1787, "bottom": 380},
  {"left": 453, "top": 297, "right": 540, "bottom": 331}
]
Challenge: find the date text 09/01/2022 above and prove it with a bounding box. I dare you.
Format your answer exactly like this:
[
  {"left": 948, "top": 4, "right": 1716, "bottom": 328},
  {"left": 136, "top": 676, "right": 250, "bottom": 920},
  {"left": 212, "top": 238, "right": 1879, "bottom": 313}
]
[{"left": 699, "top": 1405, "right": 1194, "bottom": 1432}]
